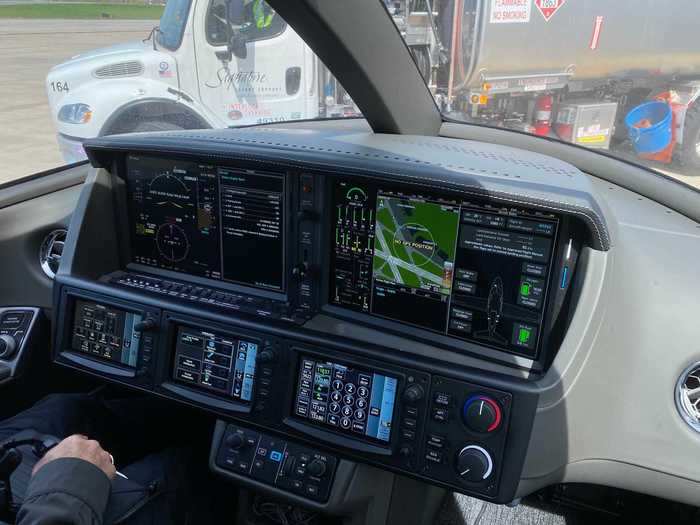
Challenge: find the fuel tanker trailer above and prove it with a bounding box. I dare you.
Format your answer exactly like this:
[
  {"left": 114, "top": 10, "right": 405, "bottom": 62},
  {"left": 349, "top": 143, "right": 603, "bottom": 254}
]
[{"left": 439, "top": 0, "right": 700, "bottom": 165}]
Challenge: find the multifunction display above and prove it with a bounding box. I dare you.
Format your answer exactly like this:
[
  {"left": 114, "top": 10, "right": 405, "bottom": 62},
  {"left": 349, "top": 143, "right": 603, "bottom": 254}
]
[
  {"left": 126, "top": 155, "right": 285, "bottom": 291},
  {"left": 294, "top": 357, "right": 398, "bottom": 444},
  {"left": 71, "top": 300, "right": 142, "bottom": 367},
  {"left": 172, "top": 326, "right": 258, "bottom": 403},
  {"left": 330, "top": 181, "right": 559, "bottom": 358}
]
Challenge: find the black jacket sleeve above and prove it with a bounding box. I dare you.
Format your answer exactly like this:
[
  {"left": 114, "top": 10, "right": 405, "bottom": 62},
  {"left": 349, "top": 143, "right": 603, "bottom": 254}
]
[{"left": 16, "top": 458, "right": 111, "bottom": 525}]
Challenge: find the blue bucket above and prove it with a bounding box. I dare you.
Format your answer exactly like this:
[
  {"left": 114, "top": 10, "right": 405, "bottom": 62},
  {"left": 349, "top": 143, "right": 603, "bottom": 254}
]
[{"left": 624, "top": 101, "right": 673, "bottom": 154}]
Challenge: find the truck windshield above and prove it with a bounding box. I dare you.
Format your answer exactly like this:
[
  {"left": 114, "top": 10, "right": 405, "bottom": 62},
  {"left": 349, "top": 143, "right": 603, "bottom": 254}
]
[
  {"left": 157, "top": 0, "right": 192, "bottom": 50},
  {"left": 385, "top": 0, "right": 700, "bottom": 190}
]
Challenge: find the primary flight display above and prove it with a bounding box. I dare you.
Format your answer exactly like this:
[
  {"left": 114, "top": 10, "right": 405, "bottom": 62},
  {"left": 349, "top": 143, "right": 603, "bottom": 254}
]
[{"left": 125, "top": 155, "right": 286, "bottom": 292}]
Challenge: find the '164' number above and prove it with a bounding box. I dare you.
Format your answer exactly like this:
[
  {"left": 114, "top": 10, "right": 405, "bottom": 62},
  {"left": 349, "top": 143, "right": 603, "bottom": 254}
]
[{"left": 50, "top": 81, "right": 69, "bottom": 93}]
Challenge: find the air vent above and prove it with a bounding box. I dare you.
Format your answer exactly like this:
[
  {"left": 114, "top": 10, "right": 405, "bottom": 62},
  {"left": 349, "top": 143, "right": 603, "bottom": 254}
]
[
  {"left": 676, "top": 362, "right": 700, "bottom": 432},
  {"left": 93, "top": 61, "right": 144, "bottom": 79},
  {"left": 39, "top": 229, "right": 67, "bottom": 280}
]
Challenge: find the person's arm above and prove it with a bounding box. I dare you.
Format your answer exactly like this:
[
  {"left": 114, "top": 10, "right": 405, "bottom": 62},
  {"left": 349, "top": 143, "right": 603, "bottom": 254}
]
[{"left": 16, "top": 435, "right": 116, "bottom": 525}]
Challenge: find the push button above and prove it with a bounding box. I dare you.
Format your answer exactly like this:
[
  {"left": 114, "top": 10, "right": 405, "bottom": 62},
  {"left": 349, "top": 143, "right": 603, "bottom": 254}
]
[
  {"left": 235, "top": 461, "right": 250, "bottom": 473},
  {"left": 427, "top": 434, "right": 446, "bottom": 449},
  {"left": 511, "top": 322, "right": 537, "bottom": 352},
  {"left": 291, "top": 480, "right": 303, "bottom": 491},
  {"left": 0, "top": 312, "right": 26, "bottom": 329},
  {"left": 425, "top": 449, "right": 443, "bottom": 463},
  {"left": 433, "top": 392, "right": 451, "bottom": 406},
  {"left": 432, "top": 407, "right": 449, "bottom": 423},
  {"left": 400, "top": 428, "right": 415, "bottom": 441}
]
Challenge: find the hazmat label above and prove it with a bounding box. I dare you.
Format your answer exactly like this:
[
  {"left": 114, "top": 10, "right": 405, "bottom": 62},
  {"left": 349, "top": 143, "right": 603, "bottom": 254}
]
[
  {"left": 534, "top": 0, "right": 566, "bottom": 21},
  {"left": 490, "top": 0, "right": 531, "bottom": 24}
]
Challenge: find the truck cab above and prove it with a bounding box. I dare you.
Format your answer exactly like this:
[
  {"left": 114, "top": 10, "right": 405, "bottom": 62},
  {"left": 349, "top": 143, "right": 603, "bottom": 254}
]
[{"left": 46, "top": 0, "right": 351, "bottom": 164}]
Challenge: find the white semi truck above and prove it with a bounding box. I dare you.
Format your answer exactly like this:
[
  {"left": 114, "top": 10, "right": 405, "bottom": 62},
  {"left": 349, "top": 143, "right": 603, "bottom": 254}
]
[
  {"left": 46, "top": 0, "right": 361, "bottom": 163},
  {"left": 47, "top": 0, "right": 700, "bottom": 168}
]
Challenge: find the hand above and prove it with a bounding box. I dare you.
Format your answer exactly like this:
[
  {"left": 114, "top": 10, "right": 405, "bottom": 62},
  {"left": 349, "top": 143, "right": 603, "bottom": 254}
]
[{"left": 32, "top": 434, "right": 116, "bottom": 480}]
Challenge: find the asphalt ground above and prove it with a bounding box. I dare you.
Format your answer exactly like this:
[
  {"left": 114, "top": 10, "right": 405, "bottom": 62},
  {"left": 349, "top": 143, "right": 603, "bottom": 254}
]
[{"left": 0, "top": 19, "right": 155, "bottom": 184}]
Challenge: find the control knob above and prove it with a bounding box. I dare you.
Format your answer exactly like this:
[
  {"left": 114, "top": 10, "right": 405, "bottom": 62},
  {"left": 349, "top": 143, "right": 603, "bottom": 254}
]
[
  {"left": 462, "top": 395, "right": 502, "bottom": 433},
  {"left": 0, "top": 335, "right": 17, "bottom": 360},
  {"left": 225, "top": 433, "right": 245, "bottom": 450},
  {"left": 134, "top": 317, "right": 156, "bottom": 333},
  {"left": 398, "top": 445, "right": 414, "bottom": 458},
  {"left": 292, "top": 262, "right": 310, "bottom": 280},
  {"left": 307, "top": 459, "right": 327, "bottom": 478},
  {"left": 258, "top": 348, "right": 276, "bottom": 363},
  {"left": 297, "top": 210, "right": 317, "bottom": 222},
  {"left": 402, "top": 384, "right": 424, "bottom": 404},
  {"left": 455, "top": 445, "right": 493, "bottom": 482}
]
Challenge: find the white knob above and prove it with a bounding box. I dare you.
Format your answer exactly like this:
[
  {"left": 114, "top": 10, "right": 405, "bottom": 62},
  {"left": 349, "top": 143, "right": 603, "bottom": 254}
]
[{"left": 0, "top": 335, "right": 16, "bottom": 359}]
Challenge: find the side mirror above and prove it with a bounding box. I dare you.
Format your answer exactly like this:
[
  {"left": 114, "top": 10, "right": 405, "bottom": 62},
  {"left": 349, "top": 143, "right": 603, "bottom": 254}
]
[
  {"left": 228, "top": 33, "right": 248, "bottom": 60},
  {"left": 222, "top": 0, "right": 248, "bottom": 60}
]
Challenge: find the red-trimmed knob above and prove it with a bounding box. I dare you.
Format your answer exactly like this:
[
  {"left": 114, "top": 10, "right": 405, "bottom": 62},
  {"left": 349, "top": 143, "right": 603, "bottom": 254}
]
[{"left": 462, "top": 395, "right": 502, "bottom": 433}]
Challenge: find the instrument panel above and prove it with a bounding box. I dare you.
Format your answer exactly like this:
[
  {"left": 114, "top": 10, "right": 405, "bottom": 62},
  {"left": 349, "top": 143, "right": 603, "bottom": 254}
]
[
  {"left": 53, "top": 132, "right": 597, "bottom": 505},
  {"left": 121, "top": 154, "right": 576, "bottom": 365}
]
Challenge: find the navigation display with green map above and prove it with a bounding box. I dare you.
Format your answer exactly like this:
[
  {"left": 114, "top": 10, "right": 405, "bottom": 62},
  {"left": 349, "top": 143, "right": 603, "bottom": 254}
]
[
  {"left": 330, "top": 179, "right": 561, "bottom": 358},
  {"left": 372, "top": 194, "right": 460, "bottom": 296}
]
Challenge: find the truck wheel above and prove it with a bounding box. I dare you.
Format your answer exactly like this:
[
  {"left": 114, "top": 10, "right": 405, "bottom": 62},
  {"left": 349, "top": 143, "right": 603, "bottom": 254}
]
[
  {"left": 679, "top": 103, "right": 700, "bottom": 171},
  {"left": 132, "top": 120, "right": 184, "bottom": 133},
  {"left": 410, "top": 46, "right": 431, "bottom": 83}
]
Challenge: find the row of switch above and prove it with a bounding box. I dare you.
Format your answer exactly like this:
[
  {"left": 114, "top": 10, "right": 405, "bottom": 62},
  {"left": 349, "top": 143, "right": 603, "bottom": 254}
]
[
  {"left": 424, "top": 434, "right": 447, "bottom": 464},
  {"left": 113, "top": 274, "right": 310, "bottom": 324},
  {"left": 216, "top": 424, "right": 337, "bottom": 503}
]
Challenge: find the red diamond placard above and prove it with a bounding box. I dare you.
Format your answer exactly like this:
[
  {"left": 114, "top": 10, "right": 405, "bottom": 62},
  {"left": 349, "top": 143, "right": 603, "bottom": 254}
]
[{"left": 535, "top": 0, "right": 566, "bottom": 21}]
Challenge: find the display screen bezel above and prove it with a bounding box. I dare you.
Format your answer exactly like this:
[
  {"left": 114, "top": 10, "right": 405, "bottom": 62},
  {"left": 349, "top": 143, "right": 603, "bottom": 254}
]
[
  {"left": 68, "top": 298, "right": 143, "bottom": 370},
  {"left": 56, "top": 290, "right": 158, "bottom": 381},
  {"left": 289, "top": 352, "right": 402, "bottom": 448},
  {"left": 119, "top": 153, "right": 289, "bottom": 297},
  {"left": 168, "top": 322, "right": 260, "bottom": 405}
]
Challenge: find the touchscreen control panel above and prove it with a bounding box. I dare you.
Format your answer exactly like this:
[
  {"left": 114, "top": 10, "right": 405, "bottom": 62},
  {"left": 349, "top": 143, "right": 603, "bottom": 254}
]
[
  {"left": 57, "top": 294, "right": 160, "bottom": 386},
  {"left": 172, "top": 326, "right": 258, "bottom": 403},
  {"left": 293, "top": 357, "right": 398, "bottom": 444},
  {"left": 71, "top": 300, "right": 144, "bottom": 368},
  {"left": 330, "top": 180, "right": 560, "bottom": 359}
]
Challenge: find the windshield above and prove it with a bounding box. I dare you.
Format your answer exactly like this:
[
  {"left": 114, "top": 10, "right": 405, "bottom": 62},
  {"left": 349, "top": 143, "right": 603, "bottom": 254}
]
[
  {"left": 385, "top": 0, "right": 700, "bottom": 190},
  {"left": 157, "top": 0, "right": 191, "bottom": 50},
  {"left": 1, "top": 0, "right": 699, "bottom": 190}
]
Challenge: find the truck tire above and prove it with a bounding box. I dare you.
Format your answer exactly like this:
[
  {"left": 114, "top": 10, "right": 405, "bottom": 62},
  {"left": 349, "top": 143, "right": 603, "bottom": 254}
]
[
  {"left": 679, "top": 103, "right": 700, "bottom": 171},
  {"left": 410, "top": 46, "right": 431, "bottom": 83},
  {"left": 100, "top": 99, "right": 210, "bottom": 137}
]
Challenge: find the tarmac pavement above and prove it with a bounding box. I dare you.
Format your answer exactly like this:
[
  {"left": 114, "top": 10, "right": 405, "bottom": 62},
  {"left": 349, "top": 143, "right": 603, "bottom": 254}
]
[{"left": 0, "top": 19, "right": 155, "bottom": 184}]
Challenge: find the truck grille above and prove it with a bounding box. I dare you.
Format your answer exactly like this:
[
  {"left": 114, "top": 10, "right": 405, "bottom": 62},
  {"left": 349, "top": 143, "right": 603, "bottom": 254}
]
[{"left": 93, "top": 61, "right": 144, "bottom": 79}]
